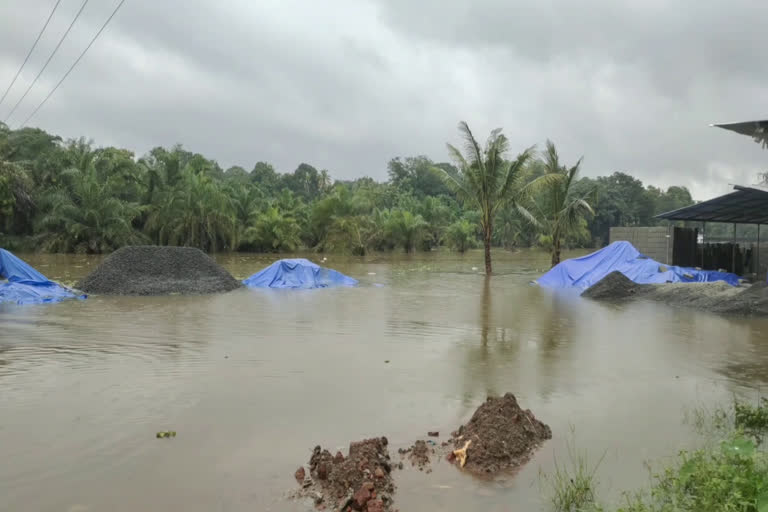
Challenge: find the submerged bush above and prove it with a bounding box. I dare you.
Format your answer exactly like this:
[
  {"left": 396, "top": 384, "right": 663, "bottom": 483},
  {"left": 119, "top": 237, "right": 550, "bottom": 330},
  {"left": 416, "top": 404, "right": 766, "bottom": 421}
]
[
  {"left": 735, "top": 398, "right": 768, "bottom": 439},
  {"left": 686, "top": 396, "right": 768, "bottom": 444}
]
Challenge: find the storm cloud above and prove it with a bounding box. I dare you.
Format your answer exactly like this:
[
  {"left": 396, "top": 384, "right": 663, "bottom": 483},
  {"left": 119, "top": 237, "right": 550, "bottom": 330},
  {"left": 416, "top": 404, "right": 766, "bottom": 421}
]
[{"left": 1, "top": 0, "right": 766, "bottom": 199}]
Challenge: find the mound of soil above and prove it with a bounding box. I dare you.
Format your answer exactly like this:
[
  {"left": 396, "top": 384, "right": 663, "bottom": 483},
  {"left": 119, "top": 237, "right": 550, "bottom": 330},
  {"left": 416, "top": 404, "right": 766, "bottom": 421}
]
[
  {"left": 449, "top": 393, "right": 551, "bottom": 475},
  {"left": 398, "top": 439, "right": 433, "bottom": 471},
  {"left": 294, "top": 437, "right": 396, "bottom": 512},
  {"left": 580, "top": 271, "right": 644, "bottom": 300},
  {"left": 76, "top": 246, "right": 241, "bottom": 296}
]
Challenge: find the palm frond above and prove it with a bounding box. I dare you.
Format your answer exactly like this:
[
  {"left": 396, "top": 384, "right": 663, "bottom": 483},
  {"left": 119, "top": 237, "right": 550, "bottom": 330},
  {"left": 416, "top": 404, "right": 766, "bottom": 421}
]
[
  {"left": 435, "top": 161, "right": 476, "bottom": 207},
  {"left": 519, "top": 168, "right": 563, "bottom": 201},
  {"left": 557, "top": 198, "right": 595, "bottom": 234},
  {"left": 457, "top": 121, "right": 484, "bottom": 169},
  {"left": 565, "top": 157, "right": 583, "bottom": 190},
  {"left": 543, "top": 139, "right": 561, "bottom": 174},
  {"left": 499, "top": 146, "right": 535, "bottom": 204},
  {"left": 515, "top": 204, "right": 541, "bottom": 227}
]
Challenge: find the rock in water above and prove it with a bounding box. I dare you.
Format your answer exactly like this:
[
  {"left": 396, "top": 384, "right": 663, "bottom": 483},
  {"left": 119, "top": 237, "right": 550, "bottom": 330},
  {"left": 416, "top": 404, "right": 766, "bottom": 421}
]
[{"left": 76, "top": 246, "right": 241, "bottom": 296}]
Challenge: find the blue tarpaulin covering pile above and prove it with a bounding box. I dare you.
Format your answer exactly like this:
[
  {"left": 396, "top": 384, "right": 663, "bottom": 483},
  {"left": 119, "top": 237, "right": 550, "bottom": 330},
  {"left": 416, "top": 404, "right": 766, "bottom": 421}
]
[
  {"left": 243, "top": 258, "right": 358, "bottom": 289},
  {"left": 537, "top": 241, "right": 741, "bottom": 290},
  {"left": 0, "top": 249, "right": 85, "bottom": 305}
]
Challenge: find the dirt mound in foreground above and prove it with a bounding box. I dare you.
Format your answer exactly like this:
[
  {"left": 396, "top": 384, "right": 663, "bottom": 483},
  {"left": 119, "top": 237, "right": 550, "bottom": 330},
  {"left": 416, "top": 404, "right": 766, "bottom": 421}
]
[
  {"left": 293, "top": 437, "right": 395, "bottom": 511},
  {"left": 449, "top": 393, "right": 551, "bottom": 475},
  {"left": 76, "top": 246, "right": 241, "bottom": 295}
]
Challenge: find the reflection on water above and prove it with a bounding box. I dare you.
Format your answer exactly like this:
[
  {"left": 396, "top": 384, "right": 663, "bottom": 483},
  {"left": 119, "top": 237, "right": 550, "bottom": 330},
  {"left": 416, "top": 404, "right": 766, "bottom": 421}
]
[{"left": 1, "top": 249, "right": 767, "bottom": 512}]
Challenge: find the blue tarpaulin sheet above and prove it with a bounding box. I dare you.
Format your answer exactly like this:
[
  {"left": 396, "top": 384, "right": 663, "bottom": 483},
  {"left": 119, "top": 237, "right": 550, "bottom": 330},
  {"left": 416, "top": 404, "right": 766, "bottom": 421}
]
[
  {"left": 536, "top": 241, "right": 741, "bottom": 290},
  {"left": 243, "top": 258, "right": 358, "bottom": 289},
  {"left": 0, "top": 249, "right": 85, "bottom": 305}
]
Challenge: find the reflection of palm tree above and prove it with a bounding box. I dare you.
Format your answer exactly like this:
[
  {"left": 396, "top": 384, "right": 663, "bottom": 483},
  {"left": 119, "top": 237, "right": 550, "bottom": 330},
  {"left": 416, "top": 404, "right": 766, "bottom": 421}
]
[
  {"left": 459, "top": 277, "right": 497, "bottom": 409},
  {"left": 480, "top": 276, "right": 491, "bottom": 345},
  {"left": 534, "top": 292, "right": 578, "bottom": 401}
]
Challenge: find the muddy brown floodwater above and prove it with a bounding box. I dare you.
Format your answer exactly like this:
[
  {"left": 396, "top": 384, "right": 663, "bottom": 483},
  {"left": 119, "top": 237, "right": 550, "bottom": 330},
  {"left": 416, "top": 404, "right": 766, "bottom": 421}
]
[{"left": 1, "top": 249, "right": 768, "bottom": 512}]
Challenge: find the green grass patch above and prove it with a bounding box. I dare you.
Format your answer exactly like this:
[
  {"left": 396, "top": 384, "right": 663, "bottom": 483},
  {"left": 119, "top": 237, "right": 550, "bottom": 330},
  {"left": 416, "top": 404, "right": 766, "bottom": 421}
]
[
  {"left": 544, "top": 396, "right": 768, "bottom": 512},
  {"left": 617, "top": 436, "right": 768, "bottom": 512},
  {"left": 540, "top": 430, "right": 605, "bottom": 512}
]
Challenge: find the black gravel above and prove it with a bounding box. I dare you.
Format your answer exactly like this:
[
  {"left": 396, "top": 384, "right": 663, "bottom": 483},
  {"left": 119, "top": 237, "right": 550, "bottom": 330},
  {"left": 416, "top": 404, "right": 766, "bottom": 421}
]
[
  {"left": 582, "top": 270, "right": 768, "bottom": 317},
  {"left": 580, "top": 271, "right": 645, "bottom": 301},
  {"left": 76, "top": 246, "right": 242, "bottom": 296}
]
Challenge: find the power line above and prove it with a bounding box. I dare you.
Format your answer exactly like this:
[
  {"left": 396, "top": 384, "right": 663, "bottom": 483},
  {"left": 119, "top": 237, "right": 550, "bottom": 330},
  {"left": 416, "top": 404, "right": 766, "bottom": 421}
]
[
  {"left": 3, "top": 0, "right": 90, "bottom": 124},
  {"left": 0, "top": 0, "right": 64, "bottom": 109},
  {"left": 20, "top": 0, "right": 127, "bottom": 129}
]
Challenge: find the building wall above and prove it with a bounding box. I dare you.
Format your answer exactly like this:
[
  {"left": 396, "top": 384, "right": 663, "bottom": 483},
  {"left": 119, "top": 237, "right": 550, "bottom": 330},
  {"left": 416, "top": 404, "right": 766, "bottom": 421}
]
[{"left": 609, "top": 226, "right": 673, "bottom": 264}]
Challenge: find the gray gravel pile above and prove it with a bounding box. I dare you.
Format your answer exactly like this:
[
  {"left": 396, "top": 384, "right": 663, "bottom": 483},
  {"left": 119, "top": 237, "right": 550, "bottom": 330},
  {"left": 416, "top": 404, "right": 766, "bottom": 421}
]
[
  {"left": 580, "top": 271, "right": 643, "bottom": 301},
  {"left": 77, "top": 246, "right": 241, "bottom": 296},
  {"left": 581, "top": 270, "right": 767, "bottom": 316},
  {"left": 711, "top": 282, "right": 768, "bottom": 316}
]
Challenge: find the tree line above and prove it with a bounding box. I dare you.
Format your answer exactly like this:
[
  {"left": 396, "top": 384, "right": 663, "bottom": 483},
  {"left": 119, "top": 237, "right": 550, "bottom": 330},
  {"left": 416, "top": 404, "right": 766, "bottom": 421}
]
[{"left": 0, "top": 121, "right": 694, "bottom": 271}]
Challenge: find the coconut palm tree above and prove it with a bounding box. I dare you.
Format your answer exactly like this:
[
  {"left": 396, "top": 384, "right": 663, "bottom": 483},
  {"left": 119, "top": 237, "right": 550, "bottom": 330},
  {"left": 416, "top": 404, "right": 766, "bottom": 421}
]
[
  {"left": 146, "top": 169, "right": 234, "bottom": 252},
  {"left": 229, "top": 184, "right": 263, "bottom": 249},
  {"left": 385, "top": 209, "right": 429, "bottom": 253},
  {"left": 535, "top": 140, "right": 595, "bottom": 266},
  {"left": 0, "top": 160, "right": 35, "bottom": 234},
  {"left": 245, "top": 206, "right": 302, "bottom": 252},
  {"left": 445, "top": 218, "right": 478, "bottom": 253},
  {"left": 440, "top": 122, "right": 536, "bottom": 274},
  {"left": 326, "top": 215, "right": 379, "bottom": 256},
  {"left": 38, "top": 167, "right": 145, "bottom": 253}
]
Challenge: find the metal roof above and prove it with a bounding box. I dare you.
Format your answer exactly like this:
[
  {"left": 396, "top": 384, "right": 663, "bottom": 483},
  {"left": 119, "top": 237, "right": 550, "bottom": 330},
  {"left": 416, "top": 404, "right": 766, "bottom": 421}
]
[
  {"left": 712, "top": 120, "right": 768, "bottom": 147},
  {"left": 656, "top": 185, "right": 768, "bottom": 224}
]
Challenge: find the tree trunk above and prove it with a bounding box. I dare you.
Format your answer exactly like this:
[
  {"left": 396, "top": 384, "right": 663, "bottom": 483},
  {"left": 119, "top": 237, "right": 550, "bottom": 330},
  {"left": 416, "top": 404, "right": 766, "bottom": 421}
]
[
  {"left": 484, "top": 225, "right": 493, "bottom": 275},
  {"left": 551, "top": 236, "right": 561, "bottom": 267}
]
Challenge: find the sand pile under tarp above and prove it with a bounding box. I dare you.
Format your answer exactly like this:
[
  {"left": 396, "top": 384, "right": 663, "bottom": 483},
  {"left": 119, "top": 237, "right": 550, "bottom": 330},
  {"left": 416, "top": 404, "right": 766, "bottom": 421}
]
[
  {"left": 581, "top": 270, "right": 767, "bottom": 316},
  {"left": 76, "top": 246, "right": 241, "bottom": 296},
  {"left": 448, "top": 393, "right": 551, "bottom": 475}
]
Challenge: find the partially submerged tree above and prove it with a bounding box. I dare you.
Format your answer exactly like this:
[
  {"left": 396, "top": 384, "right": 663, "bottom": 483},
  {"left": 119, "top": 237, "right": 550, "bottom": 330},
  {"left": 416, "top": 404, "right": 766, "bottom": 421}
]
[
  {"left": 535, "top": 140, "right": 595, "bottom": 266},
  {"left": 440, "top": 121, "right": 536, "bottom": 274}
]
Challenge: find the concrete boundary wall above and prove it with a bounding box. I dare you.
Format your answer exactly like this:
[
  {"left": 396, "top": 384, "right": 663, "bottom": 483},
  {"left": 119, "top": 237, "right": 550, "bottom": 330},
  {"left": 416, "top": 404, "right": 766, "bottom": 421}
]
[{"left": 609, "top": 226, "right": 673, "bottom": 264}]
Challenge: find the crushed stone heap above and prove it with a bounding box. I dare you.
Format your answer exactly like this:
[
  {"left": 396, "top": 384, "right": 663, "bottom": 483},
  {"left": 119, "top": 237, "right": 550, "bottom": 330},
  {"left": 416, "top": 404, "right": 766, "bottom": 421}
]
[
  {"left": 76, "top": 246, "right": 241, "bottom": 296},
  {"left": 582, "top": 270, "right": 768, "bottom": 316}
]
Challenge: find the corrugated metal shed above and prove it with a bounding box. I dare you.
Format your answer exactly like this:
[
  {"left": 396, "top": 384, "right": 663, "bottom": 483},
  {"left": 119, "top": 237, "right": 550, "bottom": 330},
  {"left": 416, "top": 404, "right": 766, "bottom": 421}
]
[{"left": 656, "top": 185, "right": 768, "bottom": 224}]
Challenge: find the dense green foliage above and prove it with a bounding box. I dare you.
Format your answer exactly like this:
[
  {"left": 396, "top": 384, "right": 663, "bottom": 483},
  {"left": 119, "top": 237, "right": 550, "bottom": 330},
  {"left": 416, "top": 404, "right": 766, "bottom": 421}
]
[{"left": 0, "top": 122, "right": 695, "bottom": 255}]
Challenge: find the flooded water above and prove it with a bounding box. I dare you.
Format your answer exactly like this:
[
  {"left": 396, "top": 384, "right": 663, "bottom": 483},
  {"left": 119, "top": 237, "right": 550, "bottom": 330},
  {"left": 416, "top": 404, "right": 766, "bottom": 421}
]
[{"left": 1, "top": 249, "right": 767, "bottom": 512}]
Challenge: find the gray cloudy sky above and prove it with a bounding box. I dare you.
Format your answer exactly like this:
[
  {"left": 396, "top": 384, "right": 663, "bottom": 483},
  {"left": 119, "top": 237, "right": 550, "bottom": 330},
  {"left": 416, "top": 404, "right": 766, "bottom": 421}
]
[{"left": 1, "top": 0, "right": 767, "bottom": 200}]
